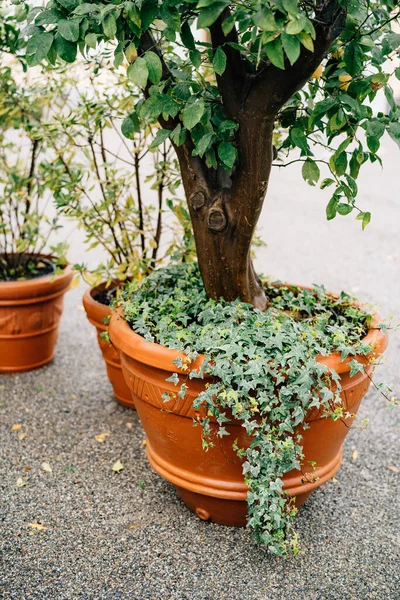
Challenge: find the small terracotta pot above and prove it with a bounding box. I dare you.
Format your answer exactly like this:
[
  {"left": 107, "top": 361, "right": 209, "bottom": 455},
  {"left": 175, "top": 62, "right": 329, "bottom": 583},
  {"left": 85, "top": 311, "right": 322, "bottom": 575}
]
[
  {"left": 0, "top": 259, "right": 73, "bottom": 373},
  {"left": 110, "top": 300, "right": 388, "bottom": 527},
  {"left": 82, "top": 283, "right": 133, "bottom": 408}
]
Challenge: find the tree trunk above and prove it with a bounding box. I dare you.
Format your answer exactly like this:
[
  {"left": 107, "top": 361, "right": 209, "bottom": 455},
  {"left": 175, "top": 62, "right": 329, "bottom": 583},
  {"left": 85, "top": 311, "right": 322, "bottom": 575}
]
[{"left": 175, "top": 118, "right": 275, "bottom": 311}]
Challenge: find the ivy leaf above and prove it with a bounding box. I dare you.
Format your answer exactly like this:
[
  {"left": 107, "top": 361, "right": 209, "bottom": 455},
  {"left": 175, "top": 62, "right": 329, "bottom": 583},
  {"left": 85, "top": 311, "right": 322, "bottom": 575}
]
[
  {"left": 218, "top": 142, "right": 236, "bottom": 169},
  {"left": 58, "top": 19, "right": 80, "bottom": 42},
  {"left": 127, "top": 57, "right": 149, "bottom": 89},
  {"left": 144, "top": 51, "right": 162, "bottom": 85},
  {"left": 281, "top": 32, "right": 300, "bottom": 65},
  {"left": 265, "top": 37, "right": 285, "bottom": 70},
  {"left": 302, "top": 160, "right": 320, "bottom": 186},
  {"left": 182, "top": 100, "right": 205, "bottom": 130},
  {"left": 213, "top": 47, "right": 227, "bottom": 75},
  {"left": 149, "top": 128, "right": 171, "bottom": 149}
]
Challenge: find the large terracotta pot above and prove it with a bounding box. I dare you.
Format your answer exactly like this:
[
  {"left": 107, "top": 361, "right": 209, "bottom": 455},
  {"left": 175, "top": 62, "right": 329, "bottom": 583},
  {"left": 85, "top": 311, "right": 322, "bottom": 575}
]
[
  {"left": 109, "top": 305, "right": 388, "bottom": 527},
  {"left": 83, "top": 283, "right": 133, "bottom": 408},
  {"left": 0, "top": 260, "right": 73, "bottom": 373}
]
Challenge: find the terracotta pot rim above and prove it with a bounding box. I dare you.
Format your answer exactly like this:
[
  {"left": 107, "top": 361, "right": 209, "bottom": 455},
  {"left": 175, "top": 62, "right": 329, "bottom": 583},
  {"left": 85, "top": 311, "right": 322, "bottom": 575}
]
[
  {"left": 82, "top": 279, "right": 125, "bottom": 327},
  {"left": 109, "top": 284, "right": 389, "bottom": 376},
  {"left": 0, "top": 256, "right": 73, "bottom": 304}
]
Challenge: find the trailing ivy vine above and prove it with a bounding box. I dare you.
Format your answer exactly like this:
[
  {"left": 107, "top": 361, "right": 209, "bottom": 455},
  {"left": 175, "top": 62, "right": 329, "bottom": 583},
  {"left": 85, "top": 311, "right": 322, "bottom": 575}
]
[{"left": 121, "top": 262, "right": 382, "bottom": 556}]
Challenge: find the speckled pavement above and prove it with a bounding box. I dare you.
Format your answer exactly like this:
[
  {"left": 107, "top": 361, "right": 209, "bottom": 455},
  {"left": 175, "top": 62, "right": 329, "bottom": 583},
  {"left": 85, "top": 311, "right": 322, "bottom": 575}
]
[{"left": 0, "top": 136, "right": 399, "bottom": 600}]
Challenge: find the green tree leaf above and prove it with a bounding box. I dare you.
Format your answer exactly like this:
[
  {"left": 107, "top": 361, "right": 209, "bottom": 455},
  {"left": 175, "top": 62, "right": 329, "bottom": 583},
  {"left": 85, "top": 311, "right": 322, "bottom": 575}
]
[
  {"left": 213, "top": 47, "right": 227, "bottom": 75},
  {"left": 150, "top": 128, "right": 171, "bottom": 149},
  {"left": 326, "top": 196, "right": 338, "bottom": 220},
  {"left": 26, "top": 33, "right": 54, "bottom": 66},
  {"left": 302, "top": 160, "right": 320, "bottom": 186},
  {"left": 357, "top": 211, "right": 371, "bottom": 230},
  {"left": 182, "top": 100, "right": 205, "bottom": 130},
  {"left": 102, "top": 13, "right": 117, "bottom": 39},
  {"left": 197, "top": 2, "right": 229, "bottom": 29},
  {"left": 218, "top": 142, "right": 236, "bottom": 169},
  {"left": 127, "top": 57, "right": 149, "bottom": 90},
  {"left": 121, "top": 113, "right": 140, "bottom": 139},
  {"left": 253, "top": 8, "right": 277, "bottom": 31},
  {"left": 58, "top": 19, "right": 80, "bottom": 42},
  {"left": 281, "top": 32, "right": 300, "bottom": 65},
  {"left": 54, "top": 34, "right": 77, "bottom": 62},
  {"left": 265, "top": 37, "right": 284, "bottom": 70},
  {"left": 144, "top": 51, "right": 162, "bottom": 85}
]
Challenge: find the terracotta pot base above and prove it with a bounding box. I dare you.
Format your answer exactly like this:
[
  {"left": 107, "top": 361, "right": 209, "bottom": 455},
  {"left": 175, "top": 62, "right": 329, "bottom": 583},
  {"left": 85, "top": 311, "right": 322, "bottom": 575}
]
[
  {"left": 83, "top": 284, "right": 134, "bottom": 408},
  {"left": 146, "top": 439, "right": 341, "bottom": 526}
]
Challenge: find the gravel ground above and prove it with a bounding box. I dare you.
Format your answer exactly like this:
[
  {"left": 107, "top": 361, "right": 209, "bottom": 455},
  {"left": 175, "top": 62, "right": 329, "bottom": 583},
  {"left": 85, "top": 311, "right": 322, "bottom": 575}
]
[{"left": 1, "top": 136, "right": 399, "bottom": 600}]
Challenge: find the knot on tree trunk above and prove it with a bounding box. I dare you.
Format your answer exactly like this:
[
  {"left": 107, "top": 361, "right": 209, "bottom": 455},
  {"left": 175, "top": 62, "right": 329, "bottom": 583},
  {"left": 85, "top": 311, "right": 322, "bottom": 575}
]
[
  {"left": 208, "top": 206, "right": 227, "bottom": 232},
  {"left": 190, "top": 190, "right": 207, "bottom": 211}
]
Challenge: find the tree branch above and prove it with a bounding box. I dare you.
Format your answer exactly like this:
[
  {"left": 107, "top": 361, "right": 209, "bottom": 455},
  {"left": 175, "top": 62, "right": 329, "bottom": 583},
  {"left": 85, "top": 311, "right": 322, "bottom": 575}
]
[
  {"left": 250, "top": 0, "right": 347, "bottom": 115},
  {"left": 209, "top": 8, "right": 248, "bottom": 119}
]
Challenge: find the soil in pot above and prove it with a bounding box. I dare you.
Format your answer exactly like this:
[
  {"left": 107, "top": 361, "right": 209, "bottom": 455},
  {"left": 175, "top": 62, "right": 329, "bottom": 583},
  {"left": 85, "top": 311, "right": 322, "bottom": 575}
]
[
  {"left": 109, "top": 263, "right": 388, "bottom": 555},
  {"left": 0, "top": 254, "right": 56, "bottom": 282},
  {"left": 0, "top": 255, "right": 73, "bottom": 373},
  {"left": 82, "top": 281, "right": 133, "bottom": 409}
]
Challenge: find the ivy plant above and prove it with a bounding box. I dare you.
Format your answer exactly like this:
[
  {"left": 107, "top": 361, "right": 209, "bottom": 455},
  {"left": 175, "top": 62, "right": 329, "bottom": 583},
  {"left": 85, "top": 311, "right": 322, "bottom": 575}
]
[{"left": 120, "top": 262, "right": 391, "bottom": 555}]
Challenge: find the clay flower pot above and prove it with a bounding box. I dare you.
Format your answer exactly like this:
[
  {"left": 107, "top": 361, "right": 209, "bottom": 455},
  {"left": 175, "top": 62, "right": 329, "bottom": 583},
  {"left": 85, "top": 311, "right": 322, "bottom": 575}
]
[
  {"left": 109, "top": 303, "right": 388, "bottom": 527},
  {"left": 0, "top": 260, "right": 73, "bottom": 373},
  {"left": 83, "top": 283, "right": 133, "bottom": 408}
]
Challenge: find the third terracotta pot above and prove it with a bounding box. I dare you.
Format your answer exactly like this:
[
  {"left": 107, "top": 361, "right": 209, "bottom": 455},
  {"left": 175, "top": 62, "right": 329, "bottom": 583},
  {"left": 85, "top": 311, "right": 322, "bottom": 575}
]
[
  {"left": 109, "top": 302, "right": 388, "bottom": 527},
  {"left": 0, "top": 259, "right": 72, "bottom": 373},
  {"left": 83, "top": 283, "right": 133, "bottom": 408}
]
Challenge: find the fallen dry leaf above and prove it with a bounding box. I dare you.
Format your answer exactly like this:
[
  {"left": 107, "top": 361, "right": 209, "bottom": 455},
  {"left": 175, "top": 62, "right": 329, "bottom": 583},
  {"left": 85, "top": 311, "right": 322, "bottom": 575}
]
[
  {"left": 22, "top": 466, "right": 31, "bottom": 472},
  {"left": 388, "top": 466, "right": 399, "bottom": 473},
  {"left": 18, "top": 434, "right": 26, "bottom": 440},
  {"left": 332, "top": 477, "right": 338, "bottom": 483},
  {"left": 352, "top": 450, "right": 359, "bottom": 461},
  {"left": 112, "top": 460, "right": 124, "bottom": 473},
  {"left": 16, "top": 478, "right": 27, "bottom": 488},
  {"left": 29, "top": 523, "right": 47, "bottom": 531},
  {"left": 11, "top": 424, "right": 22, "bottom": 431},
  {"left": 95, "top": 432, "right": 111, "bottom": 443},
  {"left": 141, "top": 439, "right": 147, "bottom": 447},
  {"left": 41, "top": 462, "right": 52, "bottom": 473}
]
